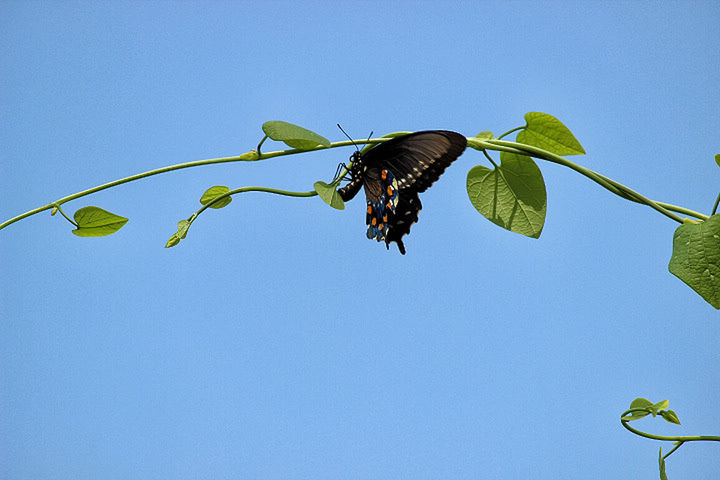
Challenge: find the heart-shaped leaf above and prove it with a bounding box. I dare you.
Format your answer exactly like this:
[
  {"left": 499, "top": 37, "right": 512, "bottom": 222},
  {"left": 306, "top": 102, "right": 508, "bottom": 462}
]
[
  {"left": 466, "top": 152, "right": 546, "bottom": 238},
  {"left": 516, "top": 112, "right": 585, "bottom": 156},
  {"left": 72, "top": 206, "right": 128, "bottom": 237},
  {"left": 200, "top": 186, "right": 232, "bottom": 209},
  {"left": 314, "top": 181, "right": 345, "bottom": 210},
  {"left": 262, "top": 121, "right": 330, "bottom": 150},
  {"left": 668, "top": 214, "right": 720, "bottom": 309}
]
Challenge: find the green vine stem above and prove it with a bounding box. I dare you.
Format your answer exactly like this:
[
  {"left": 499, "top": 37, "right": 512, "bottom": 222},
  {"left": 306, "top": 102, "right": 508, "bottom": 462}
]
[
  {"left": 188, "top": 186, "right": 317, "bottom": 227},
  {"left": 0, "top": 139, "right": 375, "bottom": 232},
  {"left": 0, "top": 134, "right": 709, "bottom": 233},
  {"left": 479, "top": 139, "right": 709, "bottom": 223},
  {"left": 621, "top": 408, "right": 720, "bottom": 444}
]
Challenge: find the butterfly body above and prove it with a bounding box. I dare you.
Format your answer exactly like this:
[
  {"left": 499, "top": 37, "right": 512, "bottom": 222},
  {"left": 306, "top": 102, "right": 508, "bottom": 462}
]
[{"left": 338, "top": 130, "right": 467, "bottom": 254}]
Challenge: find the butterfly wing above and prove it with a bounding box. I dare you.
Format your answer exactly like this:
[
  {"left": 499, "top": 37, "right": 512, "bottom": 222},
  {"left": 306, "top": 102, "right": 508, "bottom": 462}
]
[{"left": 364, "top": 130, "right": 467, "bottom": 193}]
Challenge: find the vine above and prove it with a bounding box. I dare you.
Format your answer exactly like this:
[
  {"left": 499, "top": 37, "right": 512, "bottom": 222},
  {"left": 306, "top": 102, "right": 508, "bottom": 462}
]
[
  {"left": 1, "top": 114, "right": 718, "bottom": 309},
  {"left": 621, "top": 398, "right": 720, "bottom": 479}
]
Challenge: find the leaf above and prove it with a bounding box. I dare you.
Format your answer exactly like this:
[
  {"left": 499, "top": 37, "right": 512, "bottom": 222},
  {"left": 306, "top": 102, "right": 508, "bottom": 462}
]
[
  {"left": 165, "top": 233, "right": 181, "bottom": 248},
  {"left": 668, "top": 214, "right": 720, "bottom": 309},
  {"left": 165, "top": 220, "right": 191, "bottom": 248},
  {"left": 623, "top": 398, "right": 653, "bottom": 421},
  {"left": 631, "top": 398, "right": 654, "bottom": 409},
  {"left": 466, "top": 152, "right": 547, "bottom": 238},
  {"left": 661, "top": 410, "right": 681, "bottom": 425},
  {"left": 200, "top": 186, "right": 232, "bottom": 209},
  {"left": 659, "top": 447, "right": 669, "bottom": 480},
  {"left": 715, "top": 153, "right": 719, "bottom": 168},
  {"left": 51, "top": 206, "right": 58, "bottom": 216},
  {"left": 71, "top": 206, "right": 128, "bottom": 237},
  {"left": 653, "top": 400, "right": 670, "bottom": 411},
  {"left": 516, "top": 112, "right": 586, "bottom": 156},
  {"left": 262, "top": 121, "right": 330, "bottom": 150},
  {"left": 176, "top": 220, "right": 190, "bottom": 239},
  {"left": 476, "top": 131, "right": 494, "bottom": 140},
  {"left": 313, "top": 181, "right": 345, "bottom": 210}
]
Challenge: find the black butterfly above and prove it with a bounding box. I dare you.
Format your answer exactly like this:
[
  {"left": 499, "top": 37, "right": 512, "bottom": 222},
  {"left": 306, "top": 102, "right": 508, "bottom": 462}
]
[{"left": 337, "top": 130, "right": 467, "bottom": 254}]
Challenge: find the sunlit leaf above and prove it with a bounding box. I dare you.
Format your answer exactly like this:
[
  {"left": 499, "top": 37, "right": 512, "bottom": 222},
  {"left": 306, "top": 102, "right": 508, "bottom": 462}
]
[
  {"left": 466, "top": 152, "right": 546, "bottom": 238},
  {"left": 661, "top": 410, "right": 681, "bottom": 425},
  {"left": 313, "top": 181, "right": 345, "bottom": 210},
  {"left": 165, "top": 233, "right": 181, "bottom": 248},
  {"left": 200, "top": 186, "right": 232, "bottom": 209},
  {"left": 668, "top": 214, "right": 720, "bottom": 309},
  {"left": 262, "top": 121, "right": 330, "bottom": 150},
  {"left": 476, "top": 131, "right": 494, "bottom": 140},
  {"left": 72, "top": 206, "right": 128, "bottom": 237},
  {"left": 516, "top": 112, "right": 585, "bottom": 155}
]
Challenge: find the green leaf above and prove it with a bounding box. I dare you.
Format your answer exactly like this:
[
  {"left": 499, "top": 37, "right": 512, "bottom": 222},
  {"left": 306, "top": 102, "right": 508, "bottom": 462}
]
[
  {"left": 659, "top": 447, "right": 668, "bottom": 480},
  {"left": 176, "top": 220, "right": 190, "bottom": 239},
  {"left": 623, "top": 398, "right": 653, "bottom": 420},
  {"left": 165, "top": 233, "right": 181, "bottom": 248},
  {"left": 165, "top": 220, "right": 191, "bottom": 248},
  {"left": 661, "top": 410, "right": 681, "bottom": 425},
  {"left": 631, "top": 398, "right": 654, "bottom": 409},
  {"left": 668, "top": 214, "right": 720, "bottom": 309},
  {"left": 714, "top": 153, "right": 720, "bottom": 168},
  {"left": 51, "top": 206, "right": 58, "bottom": 216},
  {"left": 516, "top": 112, "right": 586, "bottom": 156},
  {"left": 653, "top": 400, "right": 670, "bottom": 411},
  {"left": 200, "top": 186, "right": 232, "bottom": 209},
  {"left": 476, "top": 131, "right": 494, "bottom": 140},
  {"left": 466, "top": 152, "right": 547, "bottom": 238},
  {"left": 71, "top": 206, "right": 128, "bottom": 237},
  {"left": 313, "top": 181, "right": 345, "bottom": 210},
  {"left": 262, "top": 121, "right": 330, "bottom": 150}
]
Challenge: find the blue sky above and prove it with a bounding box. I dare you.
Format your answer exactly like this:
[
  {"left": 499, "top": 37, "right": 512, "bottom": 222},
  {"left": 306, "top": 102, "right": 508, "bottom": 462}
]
[{"left": 1, "top": 1, "right": 719, "bottom": 479}]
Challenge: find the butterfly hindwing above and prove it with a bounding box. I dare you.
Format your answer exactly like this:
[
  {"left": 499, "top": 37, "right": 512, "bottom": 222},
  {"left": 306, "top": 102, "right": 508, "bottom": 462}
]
[
  {"left": 364, "top": 168, "right": 399, "bottom": 242},
  {"left": 337, "top": 130, "right": 466, "bottom": 254}
]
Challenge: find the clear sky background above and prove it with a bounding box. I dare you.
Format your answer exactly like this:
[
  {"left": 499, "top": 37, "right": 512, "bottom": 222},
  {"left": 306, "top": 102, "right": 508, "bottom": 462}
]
[{"left": 1, "top": 1, "right": 719, "bottom": 479}]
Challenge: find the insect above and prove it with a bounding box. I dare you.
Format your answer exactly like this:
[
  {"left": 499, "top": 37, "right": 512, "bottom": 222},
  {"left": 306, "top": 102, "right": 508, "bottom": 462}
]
[{"left": 337, "top": 130, "right": 467, "bottom": 254}]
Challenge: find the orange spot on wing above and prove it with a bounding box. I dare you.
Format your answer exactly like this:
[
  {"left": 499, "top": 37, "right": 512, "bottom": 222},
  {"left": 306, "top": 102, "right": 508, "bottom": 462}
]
[
  {"left": 371, "top": 217, "right": 377, "bottom": 226},
  {"left": 381, "top": 169, "right": 388, "bottom": 179},
  {"left": 367, "top": 205, "right": 373, "bottom": 214}
]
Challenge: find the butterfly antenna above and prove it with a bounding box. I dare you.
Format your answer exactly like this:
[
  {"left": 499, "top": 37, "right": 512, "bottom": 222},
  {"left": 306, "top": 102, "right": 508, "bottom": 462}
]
[{"left": 336, "top": 123, "right": 360, "bottom": 152}]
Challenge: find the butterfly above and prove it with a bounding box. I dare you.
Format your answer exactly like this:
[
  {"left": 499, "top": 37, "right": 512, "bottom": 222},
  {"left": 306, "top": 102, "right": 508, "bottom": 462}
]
[{"left": 337, "top": 130, "right": 467, "bottom": 254}]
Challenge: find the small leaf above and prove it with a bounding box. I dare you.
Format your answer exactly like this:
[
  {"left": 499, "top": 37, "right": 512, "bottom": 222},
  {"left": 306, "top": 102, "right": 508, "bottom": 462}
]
[
  {"left": 623, "top": 398, "right": 653, "bottom": 420},
  {"left": 72, "top": 206, "right": 128, "bottom": 237},
  {"left": 661, "top": 410, "right": 681, "bottom": 425},
  {"left": 715, "top": 153, "right": 720, "bottom": 168},
  {"left": 314, "top": 181, "right": 345, "bottom": 210},
  {"left": 516, "top": 112, "right": 586, "bottom": 156},
  {"left": 623, "top": 411, "right": 650, "bottom": 421},
  {"left": 668, "top": 214, "right": 720, "bottom": 309},
  {"left": 476, "top": 131, "right": 494, "bottom": 140},
  {"left": 631, "top": 398, "right": 654, "bottom": 409},
  {"left": 176, "top": 220, "right": 190, "bottom": 239},
  {"left": 51, "top": 206, "right": 58, "bottom": 216},
  {"left": 653, "top": 400, "right": 670, "bottom": 411},
  {"left": 165, "top": 233, "right": 181, "bottom": 248},
  {"left": 659, "top": 447, "right": 668, "bottom": 480},
  {"left": 200, "top": 186, "right": 232, "bottom": 209},
  {"left": 466, "top": 152, "right": 547, "bottom": 238},
  {"left": 165, "top": 219, "right": 191, "bottom": 248},
  {"left": 262, "top": 121, "right": 330, "bottom": 150}
]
